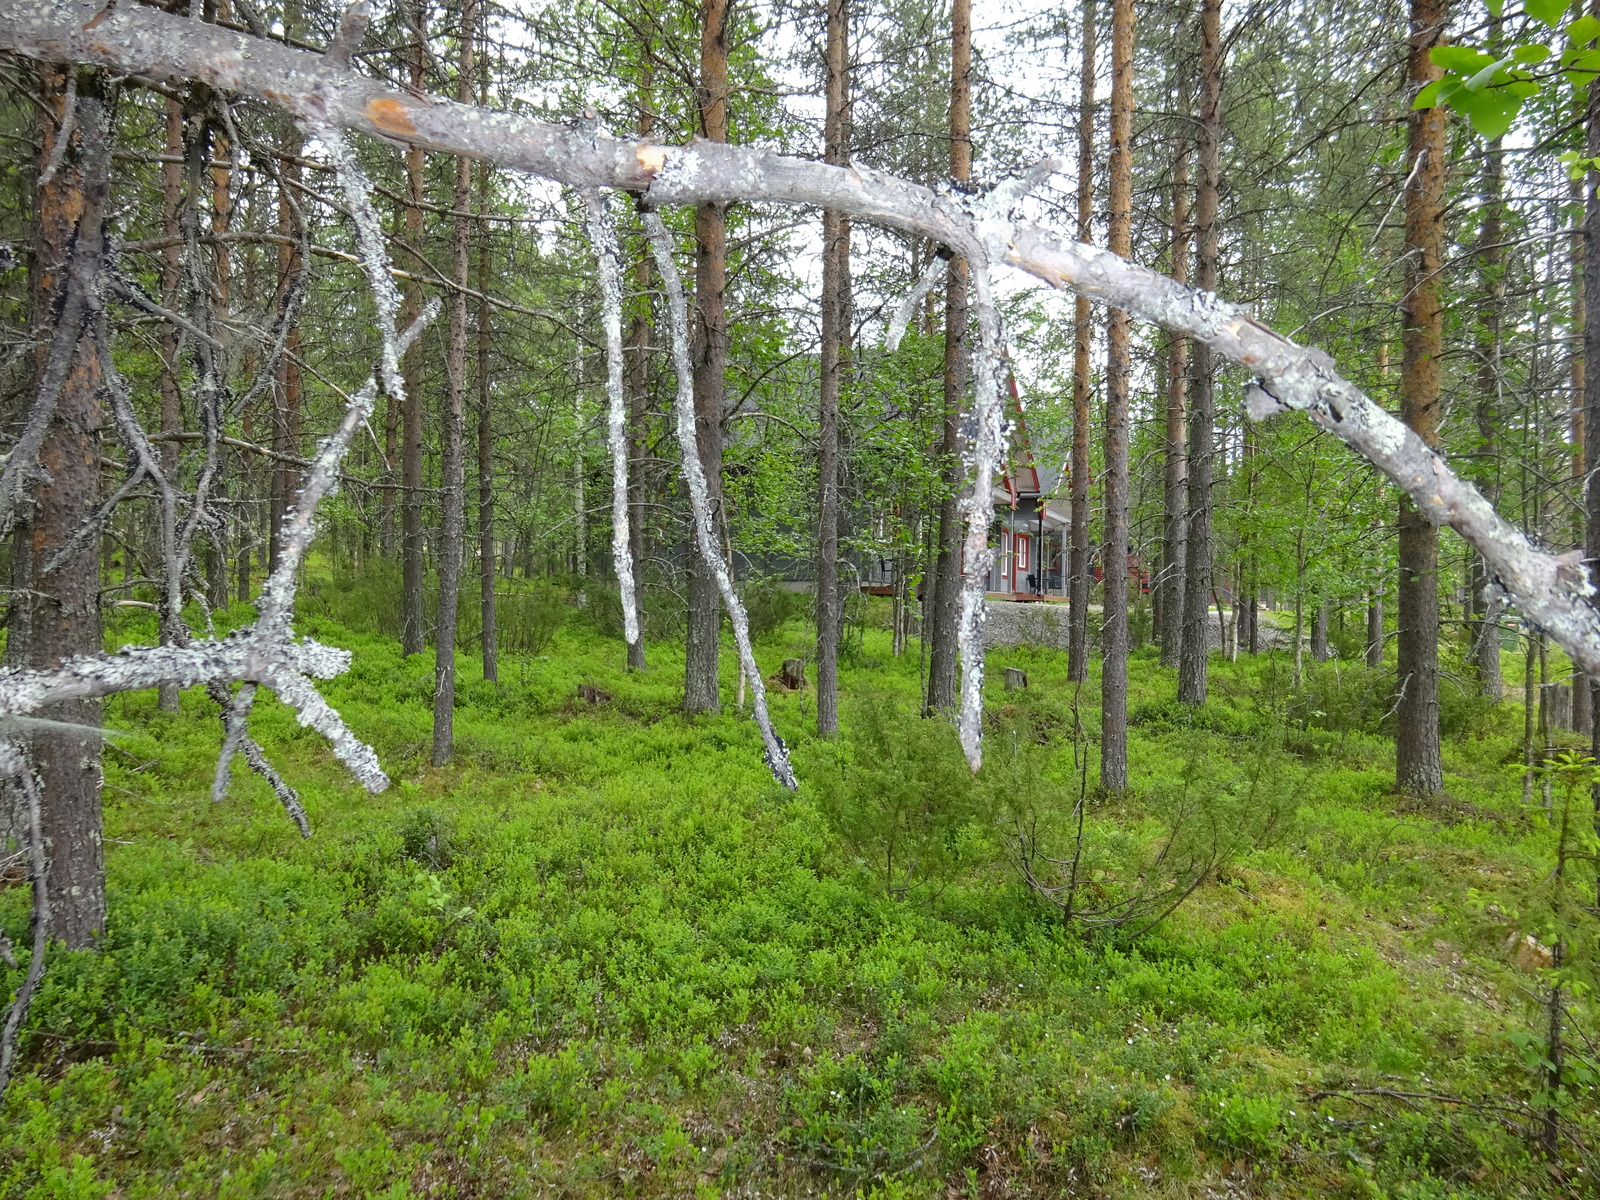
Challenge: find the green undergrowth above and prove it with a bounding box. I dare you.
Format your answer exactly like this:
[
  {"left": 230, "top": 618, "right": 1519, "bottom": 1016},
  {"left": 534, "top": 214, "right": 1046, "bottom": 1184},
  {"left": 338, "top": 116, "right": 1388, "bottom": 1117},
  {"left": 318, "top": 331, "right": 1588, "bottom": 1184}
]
[{"left": 1, "top": 587, "right": 1595, "bottom": 1198}]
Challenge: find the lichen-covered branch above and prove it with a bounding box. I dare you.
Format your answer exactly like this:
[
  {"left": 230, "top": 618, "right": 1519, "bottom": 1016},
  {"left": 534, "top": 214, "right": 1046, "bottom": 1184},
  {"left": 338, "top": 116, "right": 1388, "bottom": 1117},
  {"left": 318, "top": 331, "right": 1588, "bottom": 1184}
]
[
  {"left": 583, "top": 188, "right": 642, "bottom": 653},
  {"left": 955, "top": 261, "right": 1008, "bottom": 770},
  {"left": 644, "top": 213, "right": 796, "bottom": 790}
]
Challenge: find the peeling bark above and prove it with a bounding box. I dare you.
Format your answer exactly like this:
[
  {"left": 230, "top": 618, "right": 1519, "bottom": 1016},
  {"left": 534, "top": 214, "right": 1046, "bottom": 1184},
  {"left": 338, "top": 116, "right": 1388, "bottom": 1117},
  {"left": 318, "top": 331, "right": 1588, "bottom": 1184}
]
[
  {"left": 585, "top": 189, "right": 642, "bottom": 658},
  {"left": 644, "top": 213, "right": 795, "bottom": 789}
]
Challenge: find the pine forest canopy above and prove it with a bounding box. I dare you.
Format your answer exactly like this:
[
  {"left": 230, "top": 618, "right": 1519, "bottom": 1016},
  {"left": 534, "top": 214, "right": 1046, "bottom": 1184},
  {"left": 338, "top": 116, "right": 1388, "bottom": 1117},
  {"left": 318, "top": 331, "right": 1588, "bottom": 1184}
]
[{"left": 0, "top": 0, "right": 1599, "bottom": 1157}]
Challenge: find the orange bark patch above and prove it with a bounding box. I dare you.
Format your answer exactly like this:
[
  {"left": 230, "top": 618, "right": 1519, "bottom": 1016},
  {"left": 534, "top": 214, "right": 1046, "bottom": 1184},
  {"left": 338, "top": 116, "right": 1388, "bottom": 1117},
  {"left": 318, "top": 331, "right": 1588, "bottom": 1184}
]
[
  {"left": 366, "top": 97, "right": 417, "bottom": 138},
  {"left": 636, "top": 145, "right": 667, "bottom": 175}
]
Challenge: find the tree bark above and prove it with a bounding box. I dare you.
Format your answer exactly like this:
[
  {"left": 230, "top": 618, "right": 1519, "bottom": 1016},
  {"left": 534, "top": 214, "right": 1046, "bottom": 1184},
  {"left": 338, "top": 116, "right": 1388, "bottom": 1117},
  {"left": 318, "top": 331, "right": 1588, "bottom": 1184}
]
[
  {"left": 269, "top": 0, "right": 303, "bottom": 582},
  {"left": 399, "top": 0, "right": 428, "bottom": 658},
  {"left": 1571, "top": 169, "right": 1589, "bottom": 731},
  {"left": 816, "top": 0, "right": 850, "bottom": 737},
  {"left": 1311, "top": 597, "right": 1329, "bottom": 661},
  {"left": 1179, "top": 0, "right": 1220, "bottom": 707},
  {"left": 1067, "top": 0, "right": 1096, "bottom": 684},
  {"left": 18, "top": 65, "right": 109, "bottom": 947},
  {"left": 925, "top": 0, "right": 972, "bottom": 714},
  {"left": 1397, "top": 0, "right": 1447, "bottom": 797},
  {"left": 476, "top": 157, "right": 496, "bottom": 684},
  {"left": 624, "top": 56, "right": 655, "bottom": 675},
  {"left": 431, "top": 0, "right": 475, "bottom": 766},
  {"left": 157, "top": 98, "right": 184, "bottom": 713},
  {"left": 1159, "top": 115, "right": 1190, "bottom": 670},
  {"left": 208, "top": 99, "right": 233, "bottom": 611},
  {"left": 1100, "top": 0, "right": 1134, "bottom": 792},
  {"left": 1586, "top": 22, "right": 1600, "bottom": 905},
  {"left": 269, "top": 148, "right": 303, "bottom": 584},
  {"left": 1367, "top": 591, "right": 1385, "bottom": 668},
  {"left": 684, "top": 0, "right": 731, "bottom": 715},
  {"left": 1470, "top": 137, "right": 1504, "bottom": 700}
]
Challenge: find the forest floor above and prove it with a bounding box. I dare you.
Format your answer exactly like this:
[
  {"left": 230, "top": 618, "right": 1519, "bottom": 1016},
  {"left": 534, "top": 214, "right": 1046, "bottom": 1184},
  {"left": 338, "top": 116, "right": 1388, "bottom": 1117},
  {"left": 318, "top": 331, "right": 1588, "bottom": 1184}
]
[{"left": 1, "top": 575, "right": 1596, "bottom": 1199}]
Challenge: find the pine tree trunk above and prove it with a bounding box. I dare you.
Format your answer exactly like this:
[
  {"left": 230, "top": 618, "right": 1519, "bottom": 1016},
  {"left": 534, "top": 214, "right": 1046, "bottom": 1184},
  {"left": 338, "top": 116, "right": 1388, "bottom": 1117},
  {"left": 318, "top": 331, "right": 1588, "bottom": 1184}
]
[
  {"left": 1067, "top": 0, "right": 1096, "bottom": 684},
  {"left": 431, "top": 0, "right": 475, "bottom": 765},
  {"left": 157, "top": 98, "right": 184, "bottom": 713},
  {"left": 1179, "top": 0, "right": 1220, "bottom": 707},
  {"left": 1397, "top": 0, "right": 1447, "bottom": 797},
  {"left": 1584, "top": 34, "right": 1600, "bottom": 905},
  {"left": 1471, "top": 137, "right": 1504, "bottom": 700},
  {"left": 925, "top": 0, "right": 971, "bottom": 715},
  {"left": 1367, "top": 591, "right": 1384, "bottom": 668},
  {"left": 18, "top": 65, "right": 109, "bottom": 947},
  {"left": 269, "top": 129, "right": 303, "bottom": 581},
  {"left": 399, "top": 4, "right": 429, "bottom": 657},
  {"left": 1572, "top": 168, "right": 1590, "bottom": 730},
  {"left": 816, "top": 0, "right": 850, "bottom": 738},
  {"left": 1159, "top": 114, "right": 1189, "bottom": 670},
  {"left": 685, "top": 0, "right": 730, "bottom": 714},
  {"left": 1100, "top": 0, "right": 1134, "bottom": 793},
  {"left": 476, "top": 164, "right": 497, "bottom": 684},
  {"left": 208, "top": 109, "right": 233, "bottom": 611}
]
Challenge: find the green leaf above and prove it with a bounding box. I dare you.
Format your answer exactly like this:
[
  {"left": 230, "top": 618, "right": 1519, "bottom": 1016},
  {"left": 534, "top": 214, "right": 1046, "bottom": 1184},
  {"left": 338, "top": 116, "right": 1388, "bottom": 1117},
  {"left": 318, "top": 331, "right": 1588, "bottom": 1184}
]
[
  {"left": 1412, "top": 79, "right": 1446, "bottom": 108},
  {"left": 1526, "top": 0, "right": 1574, "bottom": 27},
  {"left": 1568, "top": 13, "right": 1600, "bottom": 41},
  {"left": 1566, "top": 46, "right": 1600, "bottom": 69},
  {"left": 1465, "top": 56, "right": 1514, "bottom": 89},
  {"left": 1504, "top": 78, "right": 1541, "bottom": 97},
  {"left": 1513, "top": 42, "right": 1553, "bottom": 62},
  {"left": 1453, "top": 85, "right": 1523, "bottom": 138},
  {"left": 1488, "top": 0, "right": 1504, "bottom": 13},
  {"left": 1431, "top": 46, "right": 1496, "bottom": 73}
]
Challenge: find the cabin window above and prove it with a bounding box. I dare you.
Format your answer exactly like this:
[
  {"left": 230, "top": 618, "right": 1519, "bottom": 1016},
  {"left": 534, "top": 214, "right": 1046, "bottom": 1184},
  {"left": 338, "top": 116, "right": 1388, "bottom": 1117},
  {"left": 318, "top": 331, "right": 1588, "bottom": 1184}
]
[{"left": 1014, "top": 533, "right": 1031, "bottom": 573}]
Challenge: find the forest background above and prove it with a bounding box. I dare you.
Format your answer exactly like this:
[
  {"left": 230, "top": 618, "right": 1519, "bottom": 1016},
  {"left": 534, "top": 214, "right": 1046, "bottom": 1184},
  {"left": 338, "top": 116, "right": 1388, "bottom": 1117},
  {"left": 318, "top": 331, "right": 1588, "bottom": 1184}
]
[{"left": 1, "top": 0, "right": 1599, "bottom": 1194}]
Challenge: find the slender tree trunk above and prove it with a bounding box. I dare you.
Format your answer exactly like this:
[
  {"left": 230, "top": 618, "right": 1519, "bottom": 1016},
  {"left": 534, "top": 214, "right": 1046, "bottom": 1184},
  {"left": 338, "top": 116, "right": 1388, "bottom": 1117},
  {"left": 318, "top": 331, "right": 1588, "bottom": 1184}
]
[
  {"left": 18, "top": 65, "right": 109, "bottom": 947},
  {"left": 476, "top": 165, "right": 496, "bottom": 683},
  {"left": 816, "top": 0, "right": 850, "bottom": 737},
  {"left": 1470, "top": 136, "right": 1504, "bottom": 700},
  {"left": 1367, "top": 590, "right": 1385, "bottom": 668},
  {"left": 208, "top": 104, "right": 232, "bottom": 611},
  {"left": 685, "top": 0, "right": 731, "bottom": 714},
  {"left": 431, "top": 0, "right": 476, "bottom": 766},
  {"left": 157, "top": 98, "right": 184, "bottom": 713},
  {"left": 1100, "top": 0, "right": 1134, "bottom": 792},
  {"left": 1585, "top": 24, "right": 1600, "bottom": 906},
  {"left": 1159, "top": 116, "right": 1190, "bottom": 669},
  {"left": 399, "top": 1, "right": 428, "bottom": 657},
  {"left": 1179, "top": 0, "right": 1220, "bottom": 707},
  {"left": 926, "top": 0, "right": 972, "bottom": 714},
  {"left": 1067, "top": 0, "right": 1096, "bottom": 684},
  {"left": 1571, "top": 170, "right": 1590, "bottom": 730},
  {"left": 1311, "top": 598, "right": 1329, "bottom": 661},
  {"left": 269, "top": 126, "right": 303, "bottom": 581},
  {"left": 1397, "top": 0, "right": 1447, "bottom": 796},
  {"left": 625, "top": 57, "right": 655, "bottom": 674},
  {"left": 572, "top": 344, "right": 586, "bottom": 582}
]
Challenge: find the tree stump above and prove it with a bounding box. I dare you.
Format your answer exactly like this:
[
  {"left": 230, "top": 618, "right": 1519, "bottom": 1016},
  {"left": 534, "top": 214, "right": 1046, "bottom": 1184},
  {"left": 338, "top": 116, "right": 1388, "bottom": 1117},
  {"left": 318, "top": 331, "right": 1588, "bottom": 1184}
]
[
  {"left": 577, "top": 682, "right": 612, "bottom": 705},
  {"left": 779, "top": 658, "right": 807, "bottom": 691},
  {"left": 1004, "top": 667, "right": 1029, "bottom": 691}
]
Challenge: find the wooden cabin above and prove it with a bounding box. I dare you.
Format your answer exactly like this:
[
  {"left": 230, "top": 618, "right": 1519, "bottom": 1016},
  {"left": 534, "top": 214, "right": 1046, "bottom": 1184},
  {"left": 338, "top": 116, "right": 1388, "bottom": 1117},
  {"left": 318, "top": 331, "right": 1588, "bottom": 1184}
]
[{"left": 857, "top": 377, "right": 1071, "bottom": 601}]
